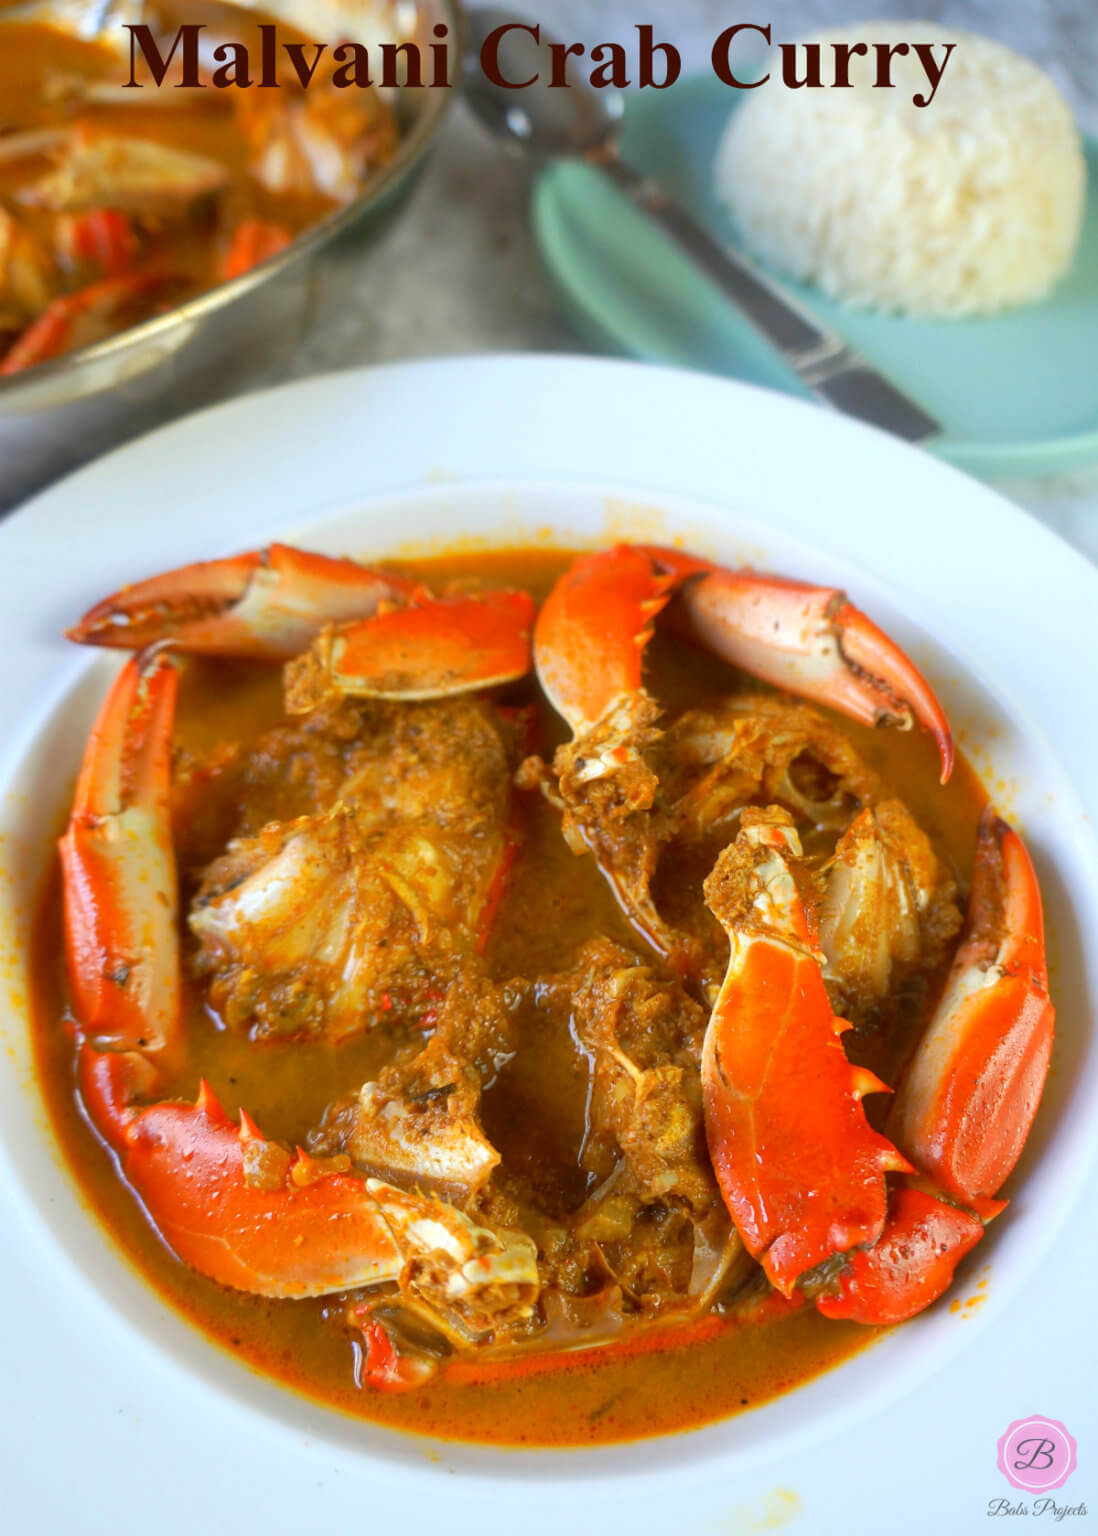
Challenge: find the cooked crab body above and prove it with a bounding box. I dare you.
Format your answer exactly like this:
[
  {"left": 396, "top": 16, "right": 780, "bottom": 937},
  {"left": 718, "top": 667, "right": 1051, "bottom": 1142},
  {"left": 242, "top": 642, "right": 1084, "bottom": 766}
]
[
  {"left": 190, "top": 696, "right": 515, "bottom": 1042},
  {"left": 525, "top": 690, "right": 961, "bottom": 1012}
]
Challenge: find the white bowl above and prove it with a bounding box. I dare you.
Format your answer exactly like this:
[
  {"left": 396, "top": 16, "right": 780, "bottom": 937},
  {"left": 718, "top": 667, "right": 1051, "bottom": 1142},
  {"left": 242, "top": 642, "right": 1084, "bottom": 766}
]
[{"left": 1, "top": 357, "right": 1095, "bottom": 1533}]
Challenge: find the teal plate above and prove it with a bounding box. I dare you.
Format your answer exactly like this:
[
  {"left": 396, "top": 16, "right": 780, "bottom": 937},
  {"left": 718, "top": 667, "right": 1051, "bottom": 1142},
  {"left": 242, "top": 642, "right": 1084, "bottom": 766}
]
[{"left": 534, "top": 74, "right": 1098, "bottom": 477}]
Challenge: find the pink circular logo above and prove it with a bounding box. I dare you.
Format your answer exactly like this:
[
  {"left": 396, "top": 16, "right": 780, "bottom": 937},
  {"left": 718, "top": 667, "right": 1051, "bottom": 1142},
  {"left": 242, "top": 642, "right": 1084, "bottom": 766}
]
[{"left": 997, "top": 1417, "right": 1078, "bottom": 1491}]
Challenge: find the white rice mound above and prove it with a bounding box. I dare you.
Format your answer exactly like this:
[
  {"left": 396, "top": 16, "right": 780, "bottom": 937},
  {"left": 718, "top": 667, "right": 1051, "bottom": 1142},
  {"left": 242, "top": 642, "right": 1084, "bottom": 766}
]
[{"left": 714, "top": 23, "right": 1086, "bottom": 316}]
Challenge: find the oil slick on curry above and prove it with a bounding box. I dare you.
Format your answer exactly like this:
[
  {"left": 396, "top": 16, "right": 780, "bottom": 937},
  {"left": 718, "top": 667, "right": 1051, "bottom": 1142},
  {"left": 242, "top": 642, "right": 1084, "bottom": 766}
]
[{"left": 32, "top": 543, "right": 1054, "bottom": 1446}]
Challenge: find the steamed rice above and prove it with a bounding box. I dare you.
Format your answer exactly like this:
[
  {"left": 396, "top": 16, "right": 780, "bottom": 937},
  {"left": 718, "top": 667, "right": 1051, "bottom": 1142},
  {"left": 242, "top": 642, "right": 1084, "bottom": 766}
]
[{"left": 714, "top": 24, "right": 1086, "bottom": 316}]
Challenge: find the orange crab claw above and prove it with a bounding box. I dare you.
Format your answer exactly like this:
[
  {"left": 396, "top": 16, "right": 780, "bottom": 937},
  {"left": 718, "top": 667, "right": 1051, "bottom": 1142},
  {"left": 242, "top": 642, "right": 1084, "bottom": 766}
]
[
  {"left": 701, "top": 812, "right": 909, "bottom": 1296},
  {"left": 59, "top": 652, "right": 180, "bottom": 1057},
  {"left": 67, "top": 543, "right": 427, "bottom": 660},
  {"left": 534, "top": 545, "right": 953, "bottom": 780},
  {"left": 888, "top": 809, "right": 1054, "bottom": 1203},
  {"left": 815, "top": 1185, "right": 990, "bottom": 1325},
  {"left": 664, "top": 562, "right": 954, "bottom": 783},
  {"left": 319, "top": 589, "right": 536, "bottom": 700},
  {"left": 80, "top": 1055, "right": 404, "bottom": 1297},
  {"left": 534, "top": 545, "right": 675, "bottom": 732}
]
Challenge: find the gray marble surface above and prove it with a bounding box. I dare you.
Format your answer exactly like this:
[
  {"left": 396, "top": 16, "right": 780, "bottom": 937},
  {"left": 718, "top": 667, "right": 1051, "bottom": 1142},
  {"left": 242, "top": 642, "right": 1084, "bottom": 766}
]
[{"left": 13, "top": 1, "right": 1098, "bottom": 561}]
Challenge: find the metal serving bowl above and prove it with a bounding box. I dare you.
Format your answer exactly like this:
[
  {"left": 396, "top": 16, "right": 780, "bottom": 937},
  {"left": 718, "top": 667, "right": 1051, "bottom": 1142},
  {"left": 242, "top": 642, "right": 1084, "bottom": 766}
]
[{"left": 0, "top": 0, "right": 461, "bottom": 506}]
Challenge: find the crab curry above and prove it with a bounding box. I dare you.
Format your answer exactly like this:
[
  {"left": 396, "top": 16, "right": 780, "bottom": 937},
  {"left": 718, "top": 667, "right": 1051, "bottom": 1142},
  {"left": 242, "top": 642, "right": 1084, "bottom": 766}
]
[{"left": 31, "top": 543, "right": 1055, "bottom": 1445}]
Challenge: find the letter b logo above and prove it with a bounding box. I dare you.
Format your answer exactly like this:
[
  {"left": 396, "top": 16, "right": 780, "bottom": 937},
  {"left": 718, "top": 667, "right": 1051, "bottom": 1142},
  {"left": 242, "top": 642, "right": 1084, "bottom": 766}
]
[
  {"left": 998, "top": 1419, "right": 1077, "bottom": 1491},
  {"left": 1014, "top": 1437, "right": 1056, "bottom": 1471}
]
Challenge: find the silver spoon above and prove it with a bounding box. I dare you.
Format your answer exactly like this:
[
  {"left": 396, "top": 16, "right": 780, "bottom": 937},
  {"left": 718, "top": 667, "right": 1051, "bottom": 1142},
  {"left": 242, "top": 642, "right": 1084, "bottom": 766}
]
[{"left": 462, "top": 7, "right": 941, "bottom": 443}]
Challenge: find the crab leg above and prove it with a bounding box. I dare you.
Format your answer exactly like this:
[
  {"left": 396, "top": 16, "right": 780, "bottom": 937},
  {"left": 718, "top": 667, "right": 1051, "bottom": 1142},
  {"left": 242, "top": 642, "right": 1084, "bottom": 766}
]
[
  {"left": 531, "top": 547, "right": 680, "bottom": 954},
  {"left": 62, "top": 654, "right": 394, "bottom": 1293},
  {"left": 61, "top": 654, "right": 537, "bottom": 1302},
  {"left": 813, "top": 1185, "right": 988, "bottom": 1324},
  {"left": 68, "top": 544, "right": 429, "bottom": 660},
  {"left": 532, "top": 544, "right": 952, "bottom": 963},
  {"left": 700, "top": 809, "right": 909, "bottom": 1295},
  {"left": 80, "top": 1055, "right": 404, "bottom": 1296}
]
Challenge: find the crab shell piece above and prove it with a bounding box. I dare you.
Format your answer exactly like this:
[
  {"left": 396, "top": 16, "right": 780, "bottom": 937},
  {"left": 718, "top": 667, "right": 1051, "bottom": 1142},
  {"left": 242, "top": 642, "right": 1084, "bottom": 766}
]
[{"left": 535, "top": 544, "right": 953, "bottom": 781}]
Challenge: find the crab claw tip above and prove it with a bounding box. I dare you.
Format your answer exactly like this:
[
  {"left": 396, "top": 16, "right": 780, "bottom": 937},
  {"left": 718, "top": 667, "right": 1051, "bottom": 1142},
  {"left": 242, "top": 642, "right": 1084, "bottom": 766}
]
[{"left": 833, "top": 601, "right": 954, "bottom": 783}]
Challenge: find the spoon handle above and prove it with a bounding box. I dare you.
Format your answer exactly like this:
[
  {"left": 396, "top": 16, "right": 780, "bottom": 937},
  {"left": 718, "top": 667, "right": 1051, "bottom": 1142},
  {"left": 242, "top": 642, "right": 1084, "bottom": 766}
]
[{"left": 592, "top": 150, "right": 941, "bottom": 444}]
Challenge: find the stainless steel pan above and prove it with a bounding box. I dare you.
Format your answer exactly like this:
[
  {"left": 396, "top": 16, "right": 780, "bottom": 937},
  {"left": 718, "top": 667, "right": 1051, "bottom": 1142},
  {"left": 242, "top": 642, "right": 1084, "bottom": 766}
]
[{"left": 0, "top": 0, "right": 461, "bottom": 505}]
